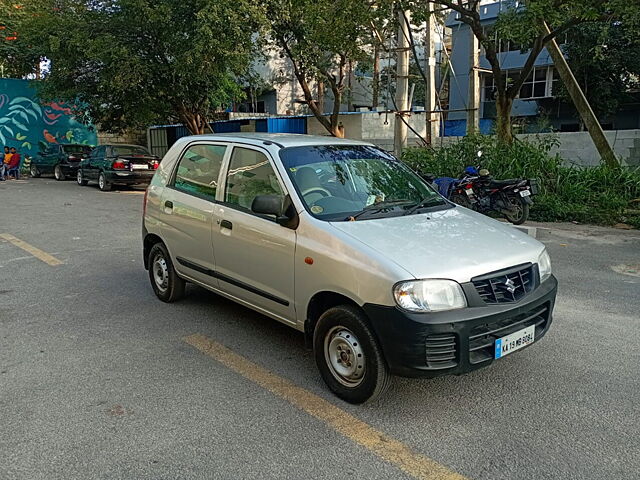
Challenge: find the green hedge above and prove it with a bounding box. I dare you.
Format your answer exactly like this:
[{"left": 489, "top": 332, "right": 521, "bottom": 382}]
[{"left": 402, "top": 134, "right": 640, "bottom": 228}]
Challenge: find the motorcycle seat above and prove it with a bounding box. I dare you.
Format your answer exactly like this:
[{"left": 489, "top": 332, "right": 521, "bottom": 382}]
[{"left": 488, "top": 178, "right": 522, "bottom": 187}]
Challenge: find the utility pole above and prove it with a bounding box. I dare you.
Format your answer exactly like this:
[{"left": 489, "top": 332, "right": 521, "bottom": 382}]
[
  {"left": 424, "top": 2, "right": 439, "bottom": 144},
  {"left": 394, "top": 8, "right": 411, "bottom": 158},
  {"left": 467, "top": 3, "right": 480, "bottom": 134},
  {"left": 541, "top": 22, "right": 619, "bottom": 167}
]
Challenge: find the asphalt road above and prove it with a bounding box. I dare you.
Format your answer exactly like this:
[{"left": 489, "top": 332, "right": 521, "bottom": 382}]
[{"left": 1, "top": 177, "right": 639, "bottom": 480}]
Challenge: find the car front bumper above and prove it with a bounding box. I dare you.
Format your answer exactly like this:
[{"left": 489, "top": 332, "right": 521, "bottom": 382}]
[
  {"left": 106, "top": 170, "right": 155, "bottom": 185},
  {"left": 364, "top": 275, "right": 558, "bottom": 378}
]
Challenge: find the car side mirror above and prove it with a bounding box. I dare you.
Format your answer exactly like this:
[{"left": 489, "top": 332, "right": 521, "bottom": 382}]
[
  {"left": 251, "top": 194, "right": 299, "bottom": 229},
  {"left": 252, "top": 195, "right": 283, "bottom": 216}
]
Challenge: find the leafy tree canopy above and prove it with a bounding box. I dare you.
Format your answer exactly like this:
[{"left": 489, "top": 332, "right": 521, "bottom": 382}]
[{"left": 18, "top": 0, "right": 260, "bottom": 134}]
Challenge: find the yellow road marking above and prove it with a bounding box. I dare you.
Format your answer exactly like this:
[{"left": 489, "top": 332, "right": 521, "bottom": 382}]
[
  {"left": 0, "top": 233, "right": 63, "bottom": 266},
  {"left": 184, "top": 334, "right": 467, "bottom": 480}
]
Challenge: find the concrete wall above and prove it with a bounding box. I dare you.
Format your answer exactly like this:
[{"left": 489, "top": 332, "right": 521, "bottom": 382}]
[
  {"left": 307, "top": 111, "right": 429, "bottom": 151},
  {"left": 432, "top": 129, "right": 640, "bottom": 167},
  {"left": 97, "top": 129, "right": 147, "bottom": 147}
]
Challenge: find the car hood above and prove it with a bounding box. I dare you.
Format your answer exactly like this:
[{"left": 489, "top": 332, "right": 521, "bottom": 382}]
[{"left": 329, "top": 206, "right": 545, "bottom": 283}]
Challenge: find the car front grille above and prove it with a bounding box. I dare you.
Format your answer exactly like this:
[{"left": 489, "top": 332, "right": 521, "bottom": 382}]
[
  {"left": 472, "top": 264, "right": 534, "bottom": 304},
  {"left": 425, "top": 333, "right": 458, "bottom": 369},
  {"left": 468, "top": 304, "right": 550, "bottom": 364}
]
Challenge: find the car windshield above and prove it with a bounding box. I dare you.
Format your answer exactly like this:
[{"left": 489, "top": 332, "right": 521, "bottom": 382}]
[
  {"left": 63, "top": 145, "right": 92, "bottom": 154},
  {"left": 279, "top": 145, "right": 447, "bottom": 221},
  {"left": 112, "top": 145, "right": 149, "bottom": 156}
]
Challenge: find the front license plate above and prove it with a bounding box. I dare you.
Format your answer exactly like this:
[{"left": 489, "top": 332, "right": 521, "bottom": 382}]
[
  {"left": 495, "top": 325, "right": 535, "bottom": 359},
  {"left": 519, "top": 189, "right": 531, "bottom": 197}
]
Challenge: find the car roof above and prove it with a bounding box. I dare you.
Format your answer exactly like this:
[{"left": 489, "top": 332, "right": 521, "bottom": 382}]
[{"left": 179, "top": 133, "right": 374, "bottom": 148}]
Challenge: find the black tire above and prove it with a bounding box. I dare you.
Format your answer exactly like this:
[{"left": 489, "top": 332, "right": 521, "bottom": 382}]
[
  {"left": 451, "top": 192, "right": 473, "bottom": 209},
  {"left": 30, "top": 164, "right": 41, "bottom": 178},
  {"left": 98, "top": 172, "right": 112, "bottom": 191},
  {"left": 503, "top": 196, "right": 530, "bottom": 225},
  {"left": 148, "top": 242, "right": 185, "bottom": 303},
  {"left": 313, "top": 305, "right": 391, "bottom": 404},
  {"left": 54, "top": 164, "right": 66, "bottom": 181},
  {"left": 77, "top": 169, "right": 88, "bottom": 186}
]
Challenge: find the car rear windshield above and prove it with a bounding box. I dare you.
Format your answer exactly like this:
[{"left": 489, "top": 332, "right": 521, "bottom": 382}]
[
  {"left": 112, "top": 146, "right": 150, "bottom": 156},
  {"left": 279, "top": 145, "right": 445, "bottom": 221},
  {"left": 63, "top": 145, "right": 92, "bottom": 154}
]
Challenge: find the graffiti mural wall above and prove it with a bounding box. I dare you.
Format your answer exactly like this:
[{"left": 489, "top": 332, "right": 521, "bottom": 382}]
[{"left": 0, "top": 78, "right": 97, "bottom": 155}]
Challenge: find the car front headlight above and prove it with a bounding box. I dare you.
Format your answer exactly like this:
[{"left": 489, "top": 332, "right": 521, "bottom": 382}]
[
  {"left": 393, "top": 279, "right": 467, "bottom": 312},
  {"left": 538, "top": 249, "right": 552, "bottom": 283}
]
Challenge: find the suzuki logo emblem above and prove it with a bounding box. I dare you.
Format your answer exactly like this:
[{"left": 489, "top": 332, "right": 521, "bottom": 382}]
[{"left": 503, "top": 278, "right": 517, "bottom": 293}]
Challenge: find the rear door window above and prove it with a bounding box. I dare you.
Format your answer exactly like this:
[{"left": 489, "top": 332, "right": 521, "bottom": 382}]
[{"left": 173, "top": 144, "right": 226, "bottom": 202}]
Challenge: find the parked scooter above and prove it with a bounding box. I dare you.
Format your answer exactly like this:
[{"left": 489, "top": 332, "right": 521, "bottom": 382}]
[{"left": 432, "top": 151, "right": 538, "bottom": 225}]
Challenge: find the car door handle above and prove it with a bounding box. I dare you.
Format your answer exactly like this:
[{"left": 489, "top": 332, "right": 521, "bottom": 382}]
[
  {"left": 164, "top": 200, "right": 173, "bottom": 209},
  {"left": 220, "top": 220, "right": 233, "bottom": 230}
]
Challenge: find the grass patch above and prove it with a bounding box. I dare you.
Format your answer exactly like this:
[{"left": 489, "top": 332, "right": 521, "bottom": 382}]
[{"left": 402, "top": 134, "right": 640, "bottom": 227}]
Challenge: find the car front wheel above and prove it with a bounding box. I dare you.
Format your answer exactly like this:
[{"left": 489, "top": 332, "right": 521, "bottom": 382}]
[
  {"left": 30, "top": 164, "right": 41, "bottom": 178},
  {"left": 313, "top": 305, "right": 391, "bottom": 404},
  {"left": 77, "top": 169, "right": 88, "bottom": 186},
  {"left": 148, "top": 242, "right": 185, "bottom": 303}
]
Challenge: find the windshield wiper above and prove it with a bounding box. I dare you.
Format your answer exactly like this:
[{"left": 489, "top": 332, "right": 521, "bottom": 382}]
[
  {"left": 345, "top": 199, "right": 413, "bottom": 221},
  {"left": 403, "top": 197, "right": 447, "bottom": 216}
]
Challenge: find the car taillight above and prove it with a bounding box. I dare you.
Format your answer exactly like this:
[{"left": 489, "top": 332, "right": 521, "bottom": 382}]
[
  {"left": 113, "top": 160, "right": 126, "bottom": 169},
  {"left": 152, "top": 161, "right": 159, "bottom": 170}
]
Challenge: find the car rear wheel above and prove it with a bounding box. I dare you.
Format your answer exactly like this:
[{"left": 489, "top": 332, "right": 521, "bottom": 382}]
[
  {"left": 30, "top": 164, "right": 41, "bottom": 178},
  {"left": 148, "top": 242, "right": 185, "bottom": 303},
  {"left": 314, "top": 305, "right": 391, "bottom": 404},
  {"left": 98, "top": 172, "right": 112, "bottom": 191},
  {"left": 77, "top": 169, "right": 88, "bottom": 186},
  {"left": 54, "top": 164, "right": 66, "bottom": 181}
]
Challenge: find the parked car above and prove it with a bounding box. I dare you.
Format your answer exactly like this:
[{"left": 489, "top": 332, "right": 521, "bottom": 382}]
[
  {"left": 77, "top": 144, "right": 160, "bottom": 191},
  {"left": 30, "top": 144, "right": 94, "bottom": 180},
  {"left": 142, "top": 133, "right": 558, "bottom": 404}
]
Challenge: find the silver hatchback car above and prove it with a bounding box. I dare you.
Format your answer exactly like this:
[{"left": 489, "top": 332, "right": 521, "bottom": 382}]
[{"left": 143, "top": 133, "right": 557, "bottom": 403}]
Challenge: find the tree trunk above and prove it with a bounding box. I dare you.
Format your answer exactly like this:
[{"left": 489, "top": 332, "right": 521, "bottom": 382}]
[
  {"left": 372, "top": 42, "right": 380, "bottom": 109},
  {"left": 181, "top": 111, "right": 206, "bottom": 135},
  {"left": 495, "top": 94, "right": 513, "bottom": 144}
]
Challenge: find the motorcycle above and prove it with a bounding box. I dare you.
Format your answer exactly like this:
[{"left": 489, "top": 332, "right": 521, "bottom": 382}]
[{"left": 431, "top": 151, "right": 538, "bottom": 225}]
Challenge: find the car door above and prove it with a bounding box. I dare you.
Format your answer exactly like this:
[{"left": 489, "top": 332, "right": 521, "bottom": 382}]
[
  {"left": 212, "top": 144, "right": 296, "bottom": 324},
  {"left": 159, "top": 142, "right": 227, "bottom": 287},
  {"left": 85, "top": 146, "right": 103, "bottom": 179},
  {"left": 38, "top": 145, "right": 55, "bottom": 173}
]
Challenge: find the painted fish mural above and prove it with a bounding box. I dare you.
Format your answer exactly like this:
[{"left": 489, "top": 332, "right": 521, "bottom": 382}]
[{"left": 0, "top": 79, "right": 97, "bottom": 155}]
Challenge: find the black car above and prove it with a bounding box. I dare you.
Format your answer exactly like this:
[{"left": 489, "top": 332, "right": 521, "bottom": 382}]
[
  {"left": 30, "top": 144, "right": 94, "bottom": 180},
  {"left": 77, "top": 144, "right": 160, "bottom": 191}
]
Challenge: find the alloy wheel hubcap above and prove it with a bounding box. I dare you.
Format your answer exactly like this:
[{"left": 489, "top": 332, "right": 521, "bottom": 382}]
[
  {"left": 77, "top": 171, "right": 82, "bottom": 184},
  {"left": 152, "top": 255, "right": 169, "bottom": 293},
  {"left": 324, "top": 326, "right": 365, "bottom": 387},
  {"left": 55, "top": 166, "right": 61, "bottom": 179},
  {"left": 99, "top": 176, "right": 105, "bottom": 189}
]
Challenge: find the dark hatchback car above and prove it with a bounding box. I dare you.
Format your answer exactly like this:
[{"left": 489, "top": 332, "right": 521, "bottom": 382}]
[
  {"left": 30, "top": 144, "right": 94, "bottom": 180},
  {"left": 77, "top": 144, "right": 160, "bottom": 191}
]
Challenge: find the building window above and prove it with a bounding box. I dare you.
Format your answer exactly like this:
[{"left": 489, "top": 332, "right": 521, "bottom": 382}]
[{"left": 482, "top": 67, "right": 555, "bottom": 101}]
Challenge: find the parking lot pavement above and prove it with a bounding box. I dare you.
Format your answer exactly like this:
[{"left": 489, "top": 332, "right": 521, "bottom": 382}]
[{"left": 1, "top": 178, "right": 639, "bottom": 480}]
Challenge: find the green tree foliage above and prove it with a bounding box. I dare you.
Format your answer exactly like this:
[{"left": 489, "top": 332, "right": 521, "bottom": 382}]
[
  {"left": 264, "top": 0, "right": 380, "bottom": 137},
  {"left": 560, "top": 18, "right": 640, "bottom": 119},
  {"left": 0, "top": 2, "right": 43, "bottom": 78},
  {"left": 19, "top": 0, "right": 259, "bottom": 134}
]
